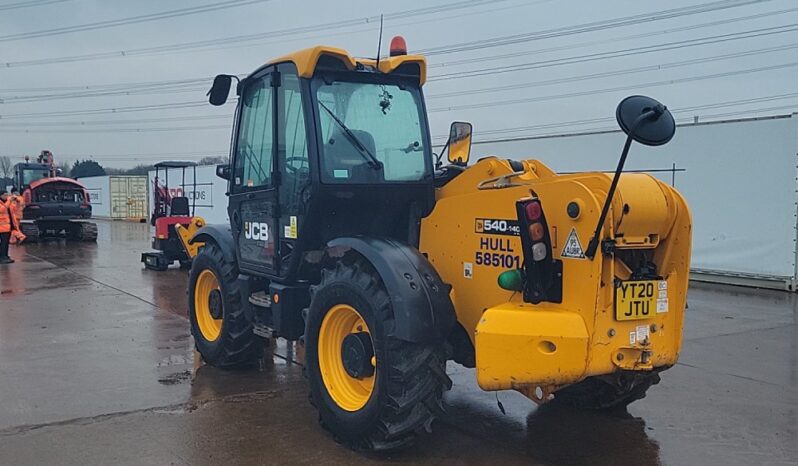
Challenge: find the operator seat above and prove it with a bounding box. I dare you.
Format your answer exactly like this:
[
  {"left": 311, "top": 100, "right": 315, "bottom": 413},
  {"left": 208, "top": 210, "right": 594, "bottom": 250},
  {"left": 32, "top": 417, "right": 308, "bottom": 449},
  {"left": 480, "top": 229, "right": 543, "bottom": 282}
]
[
  {"left": 170, "top": 197, "right": 190, "bottom": 216},
  {"left": 324, "top": 128, "right": 381, "bottom": 182}
]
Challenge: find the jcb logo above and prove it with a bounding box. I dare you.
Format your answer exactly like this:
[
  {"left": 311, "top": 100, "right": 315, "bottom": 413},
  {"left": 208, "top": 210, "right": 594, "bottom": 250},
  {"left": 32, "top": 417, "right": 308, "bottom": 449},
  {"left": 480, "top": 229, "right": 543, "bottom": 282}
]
[{"left": 244, "top": 221, "right": 269, "bottom": 241}]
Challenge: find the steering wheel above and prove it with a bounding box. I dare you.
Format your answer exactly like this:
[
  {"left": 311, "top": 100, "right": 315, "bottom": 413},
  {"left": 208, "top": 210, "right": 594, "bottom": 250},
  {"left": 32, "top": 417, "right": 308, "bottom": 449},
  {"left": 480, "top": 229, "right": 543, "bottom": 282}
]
[{"left": 284, "top": 156, "right": 308, "bottom": 174}]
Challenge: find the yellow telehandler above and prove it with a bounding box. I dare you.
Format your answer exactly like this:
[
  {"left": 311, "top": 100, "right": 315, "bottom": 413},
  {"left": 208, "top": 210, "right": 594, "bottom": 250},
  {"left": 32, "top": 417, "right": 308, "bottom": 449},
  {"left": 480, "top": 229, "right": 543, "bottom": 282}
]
[{"left": 185, "top": 37, "right": 691, "bottom": 451}]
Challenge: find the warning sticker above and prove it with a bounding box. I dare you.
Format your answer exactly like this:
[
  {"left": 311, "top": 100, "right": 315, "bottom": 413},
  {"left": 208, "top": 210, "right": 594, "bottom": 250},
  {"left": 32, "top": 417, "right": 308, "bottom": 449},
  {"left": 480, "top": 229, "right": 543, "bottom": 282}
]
[
  {"left": 636, "top": 325, "right": 650, "bottom": 343},
  {"left": 561, "top": 228, "right": 586, "bottom": 259},
  {"left": 657, "top": 280, "right": 668, "bottom": 313},
  {"left": 629, "top": 331, "right": 636, "bottom": 345},
  {"left": 464, "top": 262, "right": 473, "bottom": 279}
]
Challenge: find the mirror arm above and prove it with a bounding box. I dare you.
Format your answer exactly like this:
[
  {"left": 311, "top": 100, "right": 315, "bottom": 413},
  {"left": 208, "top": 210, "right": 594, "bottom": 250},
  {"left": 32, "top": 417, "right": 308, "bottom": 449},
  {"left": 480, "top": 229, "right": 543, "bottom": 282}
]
[
  {"left": 435, "top": 139, "right": 451, "bottom": 170},
  {"left": 585, "top": 109, "right": 658, "bottom": 259}
]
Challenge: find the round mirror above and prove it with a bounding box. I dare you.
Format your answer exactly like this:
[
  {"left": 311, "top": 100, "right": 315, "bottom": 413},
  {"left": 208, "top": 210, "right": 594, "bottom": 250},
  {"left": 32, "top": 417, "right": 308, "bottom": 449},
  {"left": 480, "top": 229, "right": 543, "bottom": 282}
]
[{"left": 615, "top": 95, "right": 675, "bottom": 146}]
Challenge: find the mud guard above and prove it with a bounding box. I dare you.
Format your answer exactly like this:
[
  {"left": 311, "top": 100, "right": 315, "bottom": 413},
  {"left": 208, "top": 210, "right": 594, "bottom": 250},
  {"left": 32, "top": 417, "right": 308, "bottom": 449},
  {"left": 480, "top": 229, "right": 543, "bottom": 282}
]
[
  {"left": 327, "top": 237, "right": 456, "bottom": 343},
  {"left": 189, "top": 225, "right": 236, "bottom": 263}
]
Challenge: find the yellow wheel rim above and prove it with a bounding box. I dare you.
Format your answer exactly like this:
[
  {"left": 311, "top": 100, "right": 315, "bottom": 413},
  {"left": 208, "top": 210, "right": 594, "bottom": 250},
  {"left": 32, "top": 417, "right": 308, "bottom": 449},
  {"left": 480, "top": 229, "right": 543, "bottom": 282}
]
[
  {"left": 194, "top": 269, "right": 223, "bottom": 342},
  {"left": 318, "top": 304, "right": 376, "bottom": 412}
]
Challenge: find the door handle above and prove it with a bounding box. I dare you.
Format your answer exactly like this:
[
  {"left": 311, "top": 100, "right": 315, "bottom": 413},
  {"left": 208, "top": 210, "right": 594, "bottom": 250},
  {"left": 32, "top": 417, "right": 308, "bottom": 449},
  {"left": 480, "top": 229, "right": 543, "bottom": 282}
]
[
  {"left": 246, "top": 193, "right": 255, "bottom": 199},
  {"left": 232, "top": 210, "right": 241, "bottom": 229}
]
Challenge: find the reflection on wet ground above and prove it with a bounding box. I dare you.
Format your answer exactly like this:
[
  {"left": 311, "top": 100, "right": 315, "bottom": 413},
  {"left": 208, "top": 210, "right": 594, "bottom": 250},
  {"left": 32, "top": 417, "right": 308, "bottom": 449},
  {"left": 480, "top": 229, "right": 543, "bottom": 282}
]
[{"left": 0, "top": 220, "right": 795, "bottom": 465}]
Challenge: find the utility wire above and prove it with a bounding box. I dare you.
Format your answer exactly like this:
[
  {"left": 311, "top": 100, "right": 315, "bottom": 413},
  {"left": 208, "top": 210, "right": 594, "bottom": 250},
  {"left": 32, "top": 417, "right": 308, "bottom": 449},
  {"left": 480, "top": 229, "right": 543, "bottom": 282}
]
[
  {"left": 427, "top": 4, "right": 798, "bottom": 69},
  {"left": 5, "top": 20, "right": 798, "bottom": 105},
  {"left": 419, "top": 0, "right": 774, "bottom": 55},
  {"left": 0, "top": 0, "right": 69, "bottom": 11},
  {"left": 0, "top": 0, "right": 510, "bottom": 66},
  {"left": 429, "top": 22, "right": 798, "bottom": 81},
  {"left": 0, "top": 0, "right": 275, "bottom": 43},
  {"left": 0, "top": 0, "right": 768, "bottom": 66},
  {"left": 428, "top": 41, "right": 798, "bottom": 99},
  {"left": 428, "top": 60, "right": 798, "bottom": 113},
  {"left": 5, "top": 8, "right": 797, "bottom": 103}
]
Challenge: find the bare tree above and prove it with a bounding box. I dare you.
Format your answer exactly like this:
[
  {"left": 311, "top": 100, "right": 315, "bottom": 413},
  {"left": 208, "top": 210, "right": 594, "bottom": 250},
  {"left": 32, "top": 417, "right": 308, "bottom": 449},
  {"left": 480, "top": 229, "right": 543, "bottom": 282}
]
[{"left": 0, "top": 156, "right": 12, "bottom": 178}]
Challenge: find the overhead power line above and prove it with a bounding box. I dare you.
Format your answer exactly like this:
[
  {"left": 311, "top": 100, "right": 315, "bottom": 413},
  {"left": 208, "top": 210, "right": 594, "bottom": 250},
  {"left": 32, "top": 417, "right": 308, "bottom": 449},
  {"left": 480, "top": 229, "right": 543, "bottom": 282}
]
[
  {"left": 427, "top": 4, "right": 798, "bottom": 70},
  {"left": 439, "top": 92, "right": 798, "bottom": 140},
  {"left": 419, "top": 0, "right": 775, "bottom": 56},
  {"left": 5, "top": 17, "right": 798, "bottom": 105},
  {"left": 0, "top": 0, "right": 769, "bottom": 67},
  {"left": 0, "top": 0, "right": 69, "bottom": 11},
  {"left": 0, "top": 0, "right": 511, "bottom": 67},
  {"left": 429, "top": 22, "right": 798, "bottom": 81},
  {"left": 428, "top": 60, "right": 798, "bottom": 113},
  {"left": 428, "top": 41, "right": 798, "bottom": 99},
  {"left": 0, "top": 0, "right": 275, "bottom": 43}
]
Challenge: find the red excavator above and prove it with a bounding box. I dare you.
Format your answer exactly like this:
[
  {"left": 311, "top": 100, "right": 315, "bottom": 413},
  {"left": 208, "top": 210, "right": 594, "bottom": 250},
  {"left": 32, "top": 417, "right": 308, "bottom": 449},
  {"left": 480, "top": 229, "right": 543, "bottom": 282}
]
[{"left": 13, "top": 150, "right": 97, "bottom": 242}]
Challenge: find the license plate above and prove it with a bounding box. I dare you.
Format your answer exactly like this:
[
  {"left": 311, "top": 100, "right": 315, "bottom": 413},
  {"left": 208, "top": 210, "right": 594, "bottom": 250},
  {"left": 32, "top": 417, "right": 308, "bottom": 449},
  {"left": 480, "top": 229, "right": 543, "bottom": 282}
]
[{"left": 615, "top": 280, "right": 658, "bottom": 321}]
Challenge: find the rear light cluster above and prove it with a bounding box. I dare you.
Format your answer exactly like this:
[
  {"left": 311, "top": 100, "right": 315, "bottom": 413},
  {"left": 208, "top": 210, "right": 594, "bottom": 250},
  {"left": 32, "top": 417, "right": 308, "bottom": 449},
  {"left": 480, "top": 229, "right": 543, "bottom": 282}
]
[
  {"left": 511, "top": 197, "right": 563, "bottom": 304},
  {"left": 524, "top": 200, "right": 548, "bottom": 261}
]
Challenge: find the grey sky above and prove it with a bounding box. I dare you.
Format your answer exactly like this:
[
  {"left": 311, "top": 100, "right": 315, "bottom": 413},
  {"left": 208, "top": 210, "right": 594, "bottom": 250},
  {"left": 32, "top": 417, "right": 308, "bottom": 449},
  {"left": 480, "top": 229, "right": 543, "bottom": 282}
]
[{"left": 0, "top": 0, "right": 795, "bottom": 168}]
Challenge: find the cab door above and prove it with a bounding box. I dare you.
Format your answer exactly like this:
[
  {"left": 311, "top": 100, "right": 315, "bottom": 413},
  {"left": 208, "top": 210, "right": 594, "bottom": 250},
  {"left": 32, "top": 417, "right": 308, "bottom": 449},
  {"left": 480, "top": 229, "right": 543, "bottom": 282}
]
[
  {"left": 229, "top": 67, "right": 278, "bottom": 275},
  {"left": 275, "top": 63, "right": 312, "bottom": 277}
]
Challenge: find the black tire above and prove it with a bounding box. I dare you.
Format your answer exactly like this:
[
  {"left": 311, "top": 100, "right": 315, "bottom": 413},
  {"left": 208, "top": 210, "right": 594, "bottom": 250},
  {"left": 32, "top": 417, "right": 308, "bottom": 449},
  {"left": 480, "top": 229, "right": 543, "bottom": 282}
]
[
  {"left": 188, "top": 242, "right": 262, "bottom": 368},
  {"left": 554, "top": 371, "right": 661, "bottom": 410},
  {"left": 20, "top": 222, "right": 40, "bottom": 243},
  {"left": 304, "top": 259, "right": 451, "bottom": 451}
]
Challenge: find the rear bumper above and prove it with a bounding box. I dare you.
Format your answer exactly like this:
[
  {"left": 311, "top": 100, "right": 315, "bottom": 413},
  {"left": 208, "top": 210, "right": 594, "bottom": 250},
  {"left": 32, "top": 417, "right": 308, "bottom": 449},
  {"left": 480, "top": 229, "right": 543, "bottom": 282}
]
[{"left": 474, "top": 301, "right": 681, "bottom": 391}]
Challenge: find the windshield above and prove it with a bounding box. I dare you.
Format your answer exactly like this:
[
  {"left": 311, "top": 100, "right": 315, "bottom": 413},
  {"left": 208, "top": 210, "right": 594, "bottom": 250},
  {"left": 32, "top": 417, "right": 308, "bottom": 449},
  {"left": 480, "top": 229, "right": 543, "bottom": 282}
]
[
  {"left": 316, "top": 80, "right": 429, "bottom": 183},
  {"left": 22, "top": 167, "right": 49, "bottom": 185}
]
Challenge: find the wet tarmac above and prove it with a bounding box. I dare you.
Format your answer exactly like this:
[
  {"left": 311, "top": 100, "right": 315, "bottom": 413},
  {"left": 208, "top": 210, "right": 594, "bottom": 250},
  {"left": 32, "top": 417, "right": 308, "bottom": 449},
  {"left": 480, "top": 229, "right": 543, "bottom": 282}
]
[{"left": 0, "top": 220, "right": 795, "bottom": 465}]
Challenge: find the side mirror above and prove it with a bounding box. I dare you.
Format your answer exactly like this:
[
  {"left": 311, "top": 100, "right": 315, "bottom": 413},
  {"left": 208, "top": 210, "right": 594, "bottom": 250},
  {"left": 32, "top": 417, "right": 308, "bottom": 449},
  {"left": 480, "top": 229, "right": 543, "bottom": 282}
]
[
  {"left": 447, "top": 121, "right": 473, "bottom": 166},
  {"left": 216, "top": 164, "right": 230, "bottom": 180},
  {"left": 616, "top": 95, "right": 675, "bottom": 146},
  {"left": 585, "top": 95, "right": 675, "bottom": 259},
  {"left": 208, "top": 74, "right": 232, "bottom": 106}
]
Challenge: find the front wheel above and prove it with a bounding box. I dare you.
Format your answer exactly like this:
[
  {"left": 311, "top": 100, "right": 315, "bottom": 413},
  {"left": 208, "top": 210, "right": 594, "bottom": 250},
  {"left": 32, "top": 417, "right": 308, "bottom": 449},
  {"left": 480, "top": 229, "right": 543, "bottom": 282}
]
[
  {"left": 188, "top": 242, "right": 261, "bottom": 368},
  {"left": 304, "top": 259, "right": 451, "bottom": 451}
]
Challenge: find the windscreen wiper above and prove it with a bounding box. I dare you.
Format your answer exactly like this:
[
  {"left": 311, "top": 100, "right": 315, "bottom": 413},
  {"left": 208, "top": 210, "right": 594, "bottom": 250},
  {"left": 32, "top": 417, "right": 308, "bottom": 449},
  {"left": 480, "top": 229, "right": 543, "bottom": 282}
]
[{"left": 318, "top": 101, "right": 382, "bottom": 170}]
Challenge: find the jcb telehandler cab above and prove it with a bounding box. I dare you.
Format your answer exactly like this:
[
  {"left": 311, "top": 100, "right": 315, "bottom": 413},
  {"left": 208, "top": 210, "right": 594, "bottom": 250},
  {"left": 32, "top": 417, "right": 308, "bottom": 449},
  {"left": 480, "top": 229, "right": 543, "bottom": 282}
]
[{"left": 187, "top": 39, "right": 691, "bottom": 451}]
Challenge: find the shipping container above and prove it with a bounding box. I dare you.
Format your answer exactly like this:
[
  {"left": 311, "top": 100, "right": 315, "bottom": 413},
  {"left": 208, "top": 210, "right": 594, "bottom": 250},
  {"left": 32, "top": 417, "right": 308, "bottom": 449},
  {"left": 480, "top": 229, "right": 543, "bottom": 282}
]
[{"left": 79, "top": 175, "right": 148, "bottom": 221}]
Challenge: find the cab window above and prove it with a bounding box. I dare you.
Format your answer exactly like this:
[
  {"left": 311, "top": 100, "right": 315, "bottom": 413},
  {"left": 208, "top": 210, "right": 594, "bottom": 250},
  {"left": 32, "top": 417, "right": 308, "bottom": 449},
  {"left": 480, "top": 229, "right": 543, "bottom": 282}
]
[{"left": 234, "top": 76, "right": 274, "bottom": 190}]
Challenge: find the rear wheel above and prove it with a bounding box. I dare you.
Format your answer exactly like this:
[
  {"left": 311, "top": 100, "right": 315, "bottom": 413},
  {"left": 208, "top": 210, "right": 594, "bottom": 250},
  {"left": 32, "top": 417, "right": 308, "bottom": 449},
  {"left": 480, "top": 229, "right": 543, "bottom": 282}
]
[
  {"left": 554, "top": 371, "right": 660, "bottom": 410},
  {"left": 305, "top": 259, "right": 450, "bottom": 451},
  {"left": 188, "top": 242, "right": 262, "bottom": 368}
]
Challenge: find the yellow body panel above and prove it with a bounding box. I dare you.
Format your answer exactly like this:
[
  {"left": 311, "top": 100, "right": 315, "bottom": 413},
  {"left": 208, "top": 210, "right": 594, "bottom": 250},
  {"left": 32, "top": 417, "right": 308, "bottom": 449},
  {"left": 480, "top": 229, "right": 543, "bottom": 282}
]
[
  {"left": 475, "top": 305, "right": 588, "bottom": 391},
  {"left": 420, "top": 157, "right": 692, "bottom": 392},
  {"left": 175, "top": 216, "right": 206, "bottom": 259},
  {"left": 268, "top": 45, "right": 427, "bottom": 84}
]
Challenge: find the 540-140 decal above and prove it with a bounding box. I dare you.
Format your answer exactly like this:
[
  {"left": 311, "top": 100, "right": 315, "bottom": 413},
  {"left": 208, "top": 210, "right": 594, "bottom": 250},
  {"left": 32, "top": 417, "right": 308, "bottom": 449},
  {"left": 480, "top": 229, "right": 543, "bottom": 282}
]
[{"left": 475, "top": 218, "right": 522, "bottom": 268}]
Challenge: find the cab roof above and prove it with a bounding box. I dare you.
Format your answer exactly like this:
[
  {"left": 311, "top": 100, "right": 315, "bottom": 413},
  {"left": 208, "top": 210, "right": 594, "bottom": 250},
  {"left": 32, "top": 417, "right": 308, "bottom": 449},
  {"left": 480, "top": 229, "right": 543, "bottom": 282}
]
[{"left": 267, "top": 45, "right": 427, "bottom": 85}]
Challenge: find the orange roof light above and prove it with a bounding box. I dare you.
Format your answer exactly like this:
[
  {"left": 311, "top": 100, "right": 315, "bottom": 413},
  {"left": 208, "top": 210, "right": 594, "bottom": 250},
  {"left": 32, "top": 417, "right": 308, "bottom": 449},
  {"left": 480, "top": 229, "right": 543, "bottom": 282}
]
[{"left": 389, "top": 36, "right": 407, "bottom": 56}]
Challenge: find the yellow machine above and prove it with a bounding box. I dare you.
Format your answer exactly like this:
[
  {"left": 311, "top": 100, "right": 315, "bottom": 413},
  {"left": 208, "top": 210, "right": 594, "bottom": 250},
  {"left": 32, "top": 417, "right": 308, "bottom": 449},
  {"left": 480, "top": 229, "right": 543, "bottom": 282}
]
[{"left": 187, "top": 38, "right": 692, "bottom": 450}]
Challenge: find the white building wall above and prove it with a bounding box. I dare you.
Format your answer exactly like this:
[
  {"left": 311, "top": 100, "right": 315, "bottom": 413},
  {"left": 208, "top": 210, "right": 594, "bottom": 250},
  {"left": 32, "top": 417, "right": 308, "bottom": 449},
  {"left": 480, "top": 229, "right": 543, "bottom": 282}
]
[{"left": 470, "top": 114, "right": 798, "bottom": 282}]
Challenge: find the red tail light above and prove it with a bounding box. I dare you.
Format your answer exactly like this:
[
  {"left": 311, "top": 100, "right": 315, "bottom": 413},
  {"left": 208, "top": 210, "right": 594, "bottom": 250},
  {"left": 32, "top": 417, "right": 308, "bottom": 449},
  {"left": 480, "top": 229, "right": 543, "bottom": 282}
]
[
  {"left": 514, "top": 197, "right": 562, "bottom": 304},
  {"left": 525, "top": 202, "right": 541, "bottom": 221}
]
